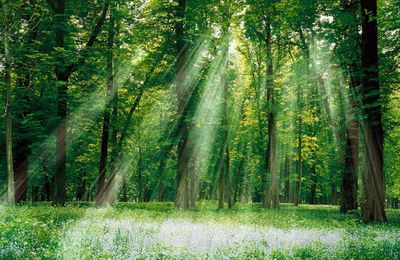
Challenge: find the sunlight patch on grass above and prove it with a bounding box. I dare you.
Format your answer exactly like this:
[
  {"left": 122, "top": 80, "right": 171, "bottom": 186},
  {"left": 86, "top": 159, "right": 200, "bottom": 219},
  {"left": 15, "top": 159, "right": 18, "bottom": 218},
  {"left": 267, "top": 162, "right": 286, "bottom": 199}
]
[{"left": 58, "top": 218, "right": 343, "bottom": 259}]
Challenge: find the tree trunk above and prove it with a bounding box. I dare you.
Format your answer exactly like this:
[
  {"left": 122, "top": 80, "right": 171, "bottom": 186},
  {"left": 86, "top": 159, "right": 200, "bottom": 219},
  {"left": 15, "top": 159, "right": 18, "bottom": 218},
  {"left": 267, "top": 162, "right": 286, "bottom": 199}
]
[
  {"left": 309, "top": 166, "right": 317, "bottom": 204},
  {"left": 14, "top": 152, "right": 28, "bottom": 202},
  {"left": 331, "top": 181, "right": 338, "bottom": 205},
  {"left": 53, "top": 0, "right": 68, "bottom": 206},
  {"left": 3, "top": 0, "right": 15, "bottom": 204},
  {"left": 218, "top": 157, "right": 225, "bottom": 209},
  {"left": 284, "top": 154, "right": 290, "bottom": 203},
  {"left": 75, "top": 173, "right": 86, "bottom": 201},
  {"left": 174, "top": 0, "right": 191, "bottom": 209},
  {"left": 394, "top": 198, "right": 399, "bottom": 209},
  {"left": 225, "top": 145, "right": 232, "bottom": 208},
  {"left": 233, "top": 139, "right": 246, "bottom": 205},
  {"left": 95, "top": 6, "right": 115, "bottom": 206},
  {"left": 360, "top": 0, "right": 386, "bottom": 223},
  {"left": 263, "top": 18, "right": 279, "bottom": 209},
  {"left": 341, "top": 65, "right": 360, "bottom": 213},
  {"left": 189, "top": 157, "right": 196, "bottom": 208},
  {"left": 44, "top": 165, "right": 52, "bottom": 201},
  {"left": 137, "top": 140, "right": 143, "bottom": 202},
  {"left": 294, "top": 98, "right": 303, "bottom": 206}
]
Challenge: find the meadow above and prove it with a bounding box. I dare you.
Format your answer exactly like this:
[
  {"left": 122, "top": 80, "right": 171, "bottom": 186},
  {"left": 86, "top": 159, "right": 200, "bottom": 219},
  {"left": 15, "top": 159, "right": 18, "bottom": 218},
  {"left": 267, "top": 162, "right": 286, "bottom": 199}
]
[{"left": 0, "top": 202, "right": 399, "bottom": 259}]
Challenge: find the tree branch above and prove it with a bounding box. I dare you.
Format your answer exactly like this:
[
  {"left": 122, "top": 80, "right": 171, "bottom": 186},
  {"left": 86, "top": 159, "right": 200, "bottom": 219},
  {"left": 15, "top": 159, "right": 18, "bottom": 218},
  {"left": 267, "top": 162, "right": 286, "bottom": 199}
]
[
  {"left": 86, "top": 2, "right": 109, "bottom": 48},
  {"left": 64, "top": 2, "right": 109, "bottom": 78}
]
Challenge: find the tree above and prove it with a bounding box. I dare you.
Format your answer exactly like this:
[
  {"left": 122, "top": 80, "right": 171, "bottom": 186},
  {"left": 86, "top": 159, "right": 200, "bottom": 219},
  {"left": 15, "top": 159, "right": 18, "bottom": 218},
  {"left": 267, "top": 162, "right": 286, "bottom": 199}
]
[
  {"left": 360, "top": 0, "right": 387, "bottom": 223},
  {"left": 263, "top": 14, "right": 279, "bottom": 209},
  {"left": 174, "top": 0, "right": 191, "bottom": 209},
  {"left": 46, "top": 0, "right": 109, "bottom": 205},
  {"left": 96, "top": 2, "right": 116, "bottom": 207},
  {"left": 3, "top": 0, "right": 15, "bottom": 204}
]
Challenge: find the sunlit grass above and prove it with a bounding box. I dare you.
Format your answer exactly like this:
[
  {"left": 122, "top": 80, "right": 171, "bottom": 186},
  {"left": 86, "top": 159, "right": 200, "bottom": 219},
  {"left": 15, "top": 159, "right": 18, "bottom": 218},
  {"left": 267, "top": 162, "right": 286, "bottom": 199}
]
[{"left": 1, "top": 202, "right": 399, "bottom": 259}]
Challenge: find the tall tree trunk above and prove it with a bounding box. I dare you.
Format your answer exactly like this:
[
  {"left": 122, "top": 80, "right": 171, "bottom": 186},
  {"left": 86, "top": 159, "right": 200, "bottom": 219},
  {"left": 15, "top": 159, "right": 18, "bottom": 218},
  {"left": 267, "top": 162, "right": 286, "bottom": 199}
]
[
  {"left": 309, "top": 166, "right": 317, "bottom": 204},
  {"left": 294, "top": 88, "right": 303, "bottom": 206},
  {"left": 3, "top": 0, "right": 15, "bottom": 204},
  {"left": 341, "top": 76, "right": 359, "bottom": 212},
  {"left": 337, "top": 0, "right": 360, "bottom": 214},
  {"left": 110, "top": 73, "right": 120, "bottom": 201},
  {"left": 136, "top": 133, "right": 143, "bottom": 202},
  {"left": 53, "top": 0, "right": 68, "bottom": 206},
  {"left": 95, "top": 6, "right": 115, "bottom": 206},
  {"left": 360, "top": 0, "right": 386, "bottom": 223},
  {"left": 233, "top": 138, "right": 246, "bottom": 205},
  {"left": 347, "top": 84, "right": 359, "bottom": 210},
  {"left": 174, "top": 0, "right": 190, "bottom": 209},
  {"left": 218, "top": 155, "right": 225, "bottom": 209},
  {"left": 14, "top": 152, "right": 28, "bottom": 202},
  {"left": 225, "top": 144, "right": 232, "bottom": 208},
  {"left": 75, "top": 172, "right": 86, "bottom": 201},
  {"left": 263, "top": 18, "right": 279, "bottom": 209},
  {"left": 13, "top": 1, "right": 40, "bottom": 203},
  {"left": 189, "top": 157, "right": 196, "bottom": 208},
  {"left": 284, "top": 154, "right": 290, "bottom": 203},
  {"left": 217, "top": 36, "right": 230, "bottom": 209}
]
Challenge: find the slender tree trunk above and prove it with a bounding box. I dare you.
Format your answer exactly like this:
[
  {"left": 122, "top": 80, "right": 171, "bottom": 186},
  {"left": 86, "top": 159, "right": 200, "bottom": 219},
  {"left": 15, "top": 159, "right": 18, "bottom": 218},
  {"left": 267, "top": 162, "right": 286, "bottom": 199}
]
[
  {"left": 218, "top": 156, "right": 225, "bottom": 209},
  {"left": 217, "top": 37, "right": 231, "bottom": 209},
  {"left": 75, "top": 172, "right": 86, "bottom": 201},
  {"left": 360, "top": 0, "right": 386, "bottom": 223},
  {"left": 309, "top": 166, "right": 317, "bottom": 204},
  {"left": 331, "top": 181, "right": 338, "bottom": 204},
  {"left": 137, "top": 140, "right": 143, "bottom": 202},
  {"left": 110, "top": 67, "right": 119, "bottom": 201},
  {"left": 294, "top": 91, "right": 303, "bottom": 206},
  {"left": 95, "top": 7, "right": 115, "bottom": 206},
  {"left": 52, "top": 0, "right": 68, "bottom": 206},
  {"left": 394, "top": 198, "right": 399, "bottom": 209},
  {"left": 3, "top": 0, "right": 15, "bottom": 204},
  {"left": 44, "top": 164, "right": 53, "bottom": 201},
  {"left": 225, "top": 145, "right": 232, "bottom": 208},
  {"left": 189, "top": 157, "right": 196, "bottom": 208},
  {"left": 233, "top": 139, "right": 246, "bottom": 205},
  {"left": 284, "top": 154, "right": 290, "bottom": 203},
  {"left": 174, "top": 0, "right": 190, "bottom": 209}
]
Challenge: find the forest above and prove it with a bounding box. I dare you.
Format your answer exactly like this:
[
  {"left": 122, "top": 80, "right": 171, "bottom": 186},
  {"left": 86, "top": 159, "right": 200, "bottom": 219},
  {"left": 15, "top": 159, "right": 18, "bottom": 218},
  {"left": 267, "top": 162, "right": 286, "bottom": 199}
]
[{"left": 0, "top": 0, "right": 400, "bottom": 259}]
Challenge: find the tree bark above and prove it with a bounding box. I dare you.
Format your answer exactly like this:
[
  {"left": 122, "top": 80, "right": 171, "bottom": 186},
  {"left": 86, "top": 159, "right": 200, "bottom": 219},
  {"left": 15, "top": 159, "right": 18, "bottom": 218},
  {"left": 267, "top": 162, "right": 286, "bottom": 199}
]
[
  {"left": 3, "top": 0, "right": 15, "bottom": 204},
  {"left": 95, "top": 5, "right": 115, "bottom": 206},
  {"left": 53, "top": 0, "right": 68, "bottom": 206},
  {"left": 263, "top": 18, "right": 279, "bottom": 209},
  {"left": 360, "top": 0, "right": 386, "bottom": 223},
  {"left": 309, "top": 167, "right": 317, "bottom": 204},
  {"left": 294, "top": 89, "right": 303, "bottom": 206},
  {"left": 174, "top": 0, "right": 194, "bottom": 209},
  {"left": 284, "top": 154, "right": 290, "bottom": 203}
]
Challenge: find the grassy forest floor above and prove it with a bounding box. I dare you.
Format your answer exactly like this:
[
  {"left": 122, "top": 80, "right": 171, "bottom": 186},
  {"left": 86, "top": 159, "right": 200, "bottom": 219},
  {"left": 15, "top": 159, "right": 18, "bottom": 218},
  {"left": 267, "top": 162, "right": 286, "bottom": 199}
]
[{"left": 0, "top": 202, "right": 399, "bottom": 259}]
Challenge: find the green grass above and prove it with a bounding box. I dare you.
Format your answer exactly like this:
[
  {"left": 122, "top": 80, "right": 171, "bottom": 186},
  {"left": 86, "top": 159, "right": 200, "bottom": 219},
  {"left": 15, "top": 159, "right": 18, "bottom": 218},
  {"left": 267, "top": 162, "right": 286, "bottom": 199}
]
[{"left": 0, "top": 202, "right": 399, "bottom": 259}]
